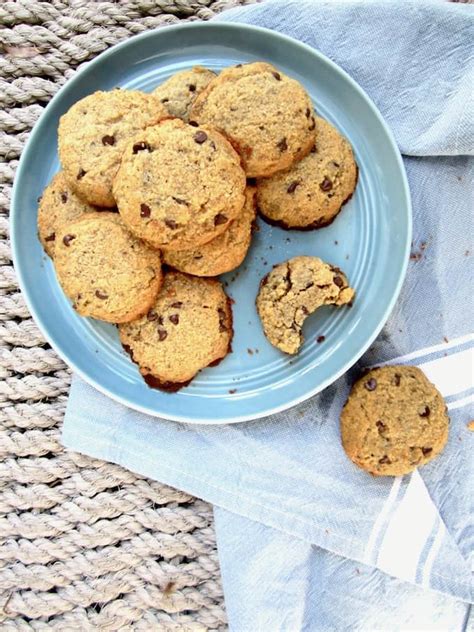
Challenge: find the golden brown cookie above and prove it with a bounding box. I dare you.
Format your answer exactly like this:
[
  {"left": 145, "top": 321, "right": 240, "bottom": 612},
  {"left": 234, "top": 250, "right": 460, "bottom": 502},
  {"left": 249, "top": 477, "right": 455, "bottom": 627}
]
[
  {"left": 37, "top": 172, "right": 97, "bottom": 257},
  {"left": 58, "top": 89, "right": 167, "bottom": 207},
  {"left": 256, "top": 117, "right": 358, "bottom": 229},
  {"left": 119, "top": 271, "right": 233, "bottom": 391},
  {"left": 190, "top": 62, "right": 315, "bottom": 178},
  {"left": 340, "top": 366, "right": 449, "bottom": 476},
  {"left": 113, "top": 118, "right": 246, "bottom": 251},
  {"left": 256, "top": 256, "right": 354, "bottom": 354},
  {"left": 153, "top": 66, "right": 217, "bottom": 121},
  {"left": 163, "top": 186, "right": 256, "bottom": 276},
  {"left": 54, "top": 212, "right": 162, "bottom": 323}
]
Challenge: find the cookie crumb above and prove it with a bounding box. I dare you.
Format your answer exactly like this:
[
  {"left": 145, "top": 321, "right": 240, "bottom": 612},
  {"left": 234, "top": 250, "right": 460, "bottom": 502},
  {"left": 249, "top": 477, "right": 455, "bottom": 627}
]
[
  {"left": 467, "top": 421, "right": 474, "bottom": 432},
  {"left": 247, "top": 348, "right": 254, "bottom": 355},
  {"left": 229, "top": 388, "right": 237, "bottom": 394},
  {"left": 163, "top": 581, "right": 176, "bottom": 596}
]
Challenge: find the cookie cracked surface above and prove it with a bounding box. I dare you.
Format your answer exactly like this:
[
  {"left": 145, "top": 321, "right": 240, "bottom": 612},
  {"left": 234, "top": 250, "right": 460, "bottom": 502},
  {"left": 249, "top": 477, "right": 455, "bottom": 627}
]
[
  {"left": 340, "top": 365, "right": 449, "bottom": 476},
  {"left": 256, "top": 117, "right": 358, "bottom": 229},
  {"left": 54, "top": 212, "right": 162, "bottom": 323},
  {"left": 113, "top": 118, "right": 246, "bottom": 251},
  {"left": 38, "top": 172, "right": 98, "bottom": 258},
  {"left": 119, "top": 271, "right": 233, "bottom": 390},
  {"left": 153, "top": 66, "right": 216, "bottom": 121},
  {"left": 256, "top": 256, "right": 354, "bottom": 354},
  {"left": 58, "top": 89, "right": 167, "bottom": 207},
  {"left": 190, "top": 62, "right": 315, "bottom": 178},
  {"left": 163, "top": 186, "right": 256, "bottom": 276}
]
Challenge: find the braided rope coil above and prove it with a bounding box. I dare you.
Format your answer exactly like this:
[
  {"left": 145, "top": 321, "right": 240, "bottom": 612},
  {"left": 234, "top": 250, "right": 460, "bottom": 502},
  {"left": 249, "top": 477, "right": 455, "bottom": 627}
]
[{"left": 0, "top": 0, "right": 260, "bottom": 628}]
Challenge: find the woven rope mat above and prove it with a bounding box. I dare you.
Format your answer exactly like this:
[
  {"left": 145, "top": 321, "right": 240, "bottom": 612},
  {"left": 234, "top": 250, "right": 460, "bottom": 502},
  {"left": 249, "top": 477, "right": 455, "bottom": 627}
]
[{"left": 0, "top": 1, "right": 259, "bottom": 629}]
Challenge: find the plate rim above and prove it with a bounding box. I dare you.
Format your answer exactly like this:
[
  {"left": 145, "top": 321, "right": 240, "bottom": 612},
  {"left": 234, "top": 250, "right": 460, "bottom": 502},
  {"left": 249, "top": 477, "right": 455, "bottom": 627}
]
[{"left": 11, "top": 21, "right": 412, "bottom": 424}]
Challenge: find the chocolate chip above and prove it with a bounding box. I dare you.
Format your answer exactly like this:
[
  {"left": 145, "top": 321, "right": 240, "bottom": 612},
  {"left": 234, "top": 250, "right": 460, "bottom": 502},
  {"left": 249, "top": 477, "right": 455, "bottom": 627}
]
[
  {"left": 194, "top": 131, "right": 207, "bottom": 144},
  {"left": 60, "top": 192, "right": 68, "bottom": 203},
  {"left": 394, "top": 373, "right": 401, "bottom": 386},
  {"left": 236, "top": 64, "right": 243, "bottom": 68},
  {"left": 172, "top": 197, "right": 188, "bottom": 206},
  {"left": 218, "top": 307, "right": 228, "bottom": 332},
  {"left": 189, "top": 120, "right": 199, "bottom": 127},
  {"left": 272, "top": 71, "right": 281, "bottom": 80},
  {"left": 45, "top": 232, "right": 56, "bottom": 242},
  {"left": 165, "top": 218, "right": 177, "bottom": 229},
  {"left": 311, "top": 145, "right": 317, "bottom": 153},
  {"left": 62, "top": 234, "right": 75, "bottom": 247},
  {"left": 376, "top": 420, "right": 387, "bottom": 434},
  {"left": 309, "top": 117, "right": 316, "bottom": 131},
  {"left": 169, "top": 314, "right": 179, "bottom": 325},
  {"left": 157, "top": 329, "right": 168, "bottom": 341},
  {"left": 378, "top": 455, "right": 391, "bottom": 464},
  {"left": 277, "top": 137, "right": 288, "bottom": 152},
  {"left": 317, "top": 335, "right": 325, "bottom": 343},
  {"left": 214, "top": 213, "right": 227, "bottom": 226},
  {"left": 161, "top": 98, "right": 169, "bottom": 103},
  {"left": 419, "top": 406, "right": 430, "bottom": 418},
  {"left": 287, "top": 180, "right": 300, "bottom": 194},
  {"left": 133, "top": 141, "right": 150, "bottom": 154},
  {"left": 364, "top": 378, "right": 377, "bottom": 391},
  {"left": 320, "top": 177, "right": 333, "bottom": 192},
  {"left": 301, "top": 306, "right": 309, "bottom": 315},
  {"left": 77, "top": 168, "right": 86, "bottom": 180},
  {"left": 140, "top": 203, "right": 151, "bottom": 218},
  {"left": 171, "top": 301, "right": 183, "bottom": 308},
  {"left": 188, "top": 84, "right": 196, "bottom": 92},
  {"left": 333, "top": 275, "right": 344, "bottom": 287},
  {"left": 37, "top": 196, "right": 42, "bottom": 203},
  {"left": 95, "top": 290, "right": 108, "bottom": 300},
  {"left": 102, "top": 134, "right": 115, "bottom": 146},
  {"left": 422, "top": 447, "right": 433, "bottom": 456},
  {"left": 147, "top": 311, "right": 158, "bottom": 321}
]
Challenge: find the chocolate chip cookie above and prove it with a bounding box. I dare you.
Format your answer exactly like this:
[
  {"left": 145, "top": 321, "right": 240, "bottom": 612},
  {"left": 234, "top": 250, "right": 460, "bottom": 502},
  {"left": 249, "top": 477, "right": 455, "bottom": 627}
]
[
  {"left": 190, "top": 62, "right": 315, "bottom": 178},
  {"left": 153, "top": 66, "right": 216, "bottom": 121},
  {"left": 163, "top": 186, "right": 256, "bottom": 276},
  {"left": 113, "top": 118, "right": 246, "bottom": 251},
  {"left": 58, "top": 89, "right": 167, "bottom": 207},
  {"left": 38, "top": 171, "right": 97, "bottom": 257},
  {"left": 341, "top": 366, "right": 449, "bottom": 476},
  {"left": 256, "top": 256, "right": 354, "bottom": 354},
  {"left": 119, "top": 271, "right": 233, "bottom": 390},
  {"left": 54, "top": 212, "right": 162, "bottom": 323},
  {"left": 256, "top": 117, "right": 358, "bottom": 229}
]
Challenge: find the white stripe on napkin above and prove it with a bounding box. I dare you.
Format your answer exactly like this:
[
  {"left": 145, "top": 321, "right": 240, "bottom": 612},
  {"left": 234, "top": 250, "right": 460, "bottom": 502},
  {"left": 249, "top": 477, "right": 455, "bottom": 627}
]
[
  {"left": 422, "top": 517, "right": 446, "bottom": 588},
  {"left": 420, "top": 347, "right": 474, "bottom": 398},
  {"left": 376, "top": 471, "right": 438, "bottom": 584},
  {"left": 364, "top": 477, "right": 402, "bottom": 566},
  {"left": 447, "top": 394, "right": 474, "bottom": 411},
  {"left": 377, "top": 333, "right": 474, "bottom": 365}
]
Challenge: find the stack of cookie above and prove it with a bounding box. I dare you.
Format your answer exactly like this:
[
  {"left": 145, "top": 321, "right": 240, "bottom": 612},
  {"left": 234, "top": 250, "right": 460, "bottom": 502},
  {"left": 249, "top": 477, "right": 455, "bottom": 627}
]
[{"left": 38, "top": 62, "right": 358, "bottom": 390}]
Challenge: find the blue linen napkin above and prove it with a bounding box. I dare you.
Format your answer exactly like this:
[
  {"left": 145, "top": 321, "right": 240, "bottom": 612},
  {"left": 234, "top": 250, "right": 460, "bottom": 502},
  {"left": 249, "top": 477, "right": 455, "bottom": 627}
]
[{"left": 63, "top": 0, "right": 474, "bottom": 628}]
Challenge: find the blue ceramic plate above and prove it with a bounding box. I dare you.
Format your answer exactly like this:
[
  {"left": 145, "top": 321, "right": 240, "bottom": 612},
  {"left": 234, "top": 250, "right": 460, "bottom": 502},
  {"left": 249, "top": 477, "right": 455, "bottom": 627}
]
[{"left": 11, "top": 23, "right": 411, "bottom": 424}]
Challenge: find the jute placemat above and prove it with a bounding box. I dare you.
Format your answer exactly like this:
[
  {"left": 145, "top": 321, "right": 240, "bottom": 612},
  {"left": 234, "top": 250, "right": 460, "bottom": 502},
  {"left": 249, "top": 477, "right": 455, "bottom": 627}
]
[{"left": 0, "top": 2, "right": 258, "bottom": 629}]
